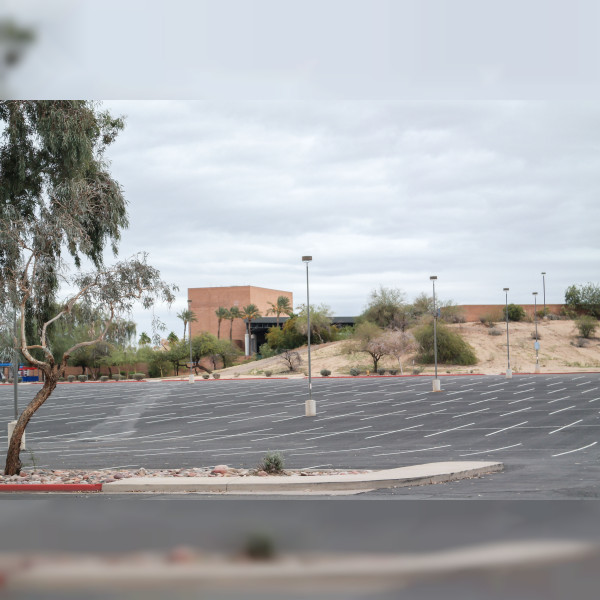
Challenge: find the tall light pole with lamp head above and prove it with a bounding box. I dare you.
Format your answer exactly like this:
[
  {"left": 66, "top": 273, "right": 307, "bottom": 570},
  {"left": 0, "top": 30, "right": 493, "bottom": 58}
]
[
  {"left": 187, "top": 299, "right": 194, "bottom": 383},
  {"left": 430, "top": 276, "right": 441, "bottom": 392},
  {"left": 302, "top": 256, "right": 315, "bottom": 416},
  {"left": 541, "top": 272, "right": 546, "bottom": 316},
  {"left": 503, "top": 288, "right": 512, "bottom": 379},
  {"left": 533, "top": 291, "right": 540, "bottom": 373}
]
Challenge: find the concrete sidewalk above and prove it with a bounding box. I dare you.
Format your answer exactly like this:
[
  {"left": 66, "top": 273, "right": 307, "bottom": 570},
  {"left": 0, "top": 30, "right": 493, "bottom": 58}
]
[{"left": 102, "top": 461, "right": 503, "bottom": 495}]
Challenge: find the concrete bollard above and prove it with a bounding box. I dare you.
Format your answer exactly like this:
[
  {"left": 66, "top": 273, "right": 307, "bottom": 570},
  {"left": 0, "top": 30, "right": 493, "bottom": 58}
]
[
  {"left": 305, "top": 399, "right": 316, "bottom": 417},
  {"left": 506, "top": 368, "right": 513, "bottom": 379},
  {"left": 8, "top": 421, "right": 26, "bottom": 450},
  {"left": 432, "top": 379, "right": 441, "bottom": 392}
]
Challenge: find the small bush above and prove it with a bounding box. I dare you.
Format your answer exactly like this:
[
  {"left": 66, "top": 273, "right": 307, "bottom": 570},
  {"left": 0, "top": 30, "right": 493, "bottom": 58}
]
[
  {"left": 502, "top": 304, "right": 526, "bottom": 322},
  {"left": 77, "top": 375, "right": 87, "bottom": 382},
  {"left": 112, "top": 374, "right": 122, "bottom": 381},
  {"left": 264, "top": 370, "right": 272, "bottom": 377},
  {"left": 546, "top": 313, "right": 561, "bottom": 320},
  {"left": 530, "top": 331, "right": 542, "bottom": 339},
  {"left": 320, "top": 369, "right": 331, "bottom": 377},
  {"left": 412, "top": 367, "right": 423, "bottom": 375},
  {"left": 488, "top": 328, "right": 502, "bottom": 336},
  {"left": 234, "top": 372, "right": 240, "bottom": 378},
  {"left": 100, "top": 375, "right": 109, "bottom": 382},
  {"left": 258, "top": 451, "right": 285, "bottom": 474},
  {"left": 67, "top": 375, "right": 76, "bottom": 382},
  {"left": 389, "top": 369, "right": 398, "bottom": 375},
  {"left": 577, "top": 316, "right": 598, "bottom": 339},
  {"left": 573, "top": 337, "right": 589, "bottom": 348},
  {"left": 243, "top": 533, "right": 275, "bottom": 561},
  {"left": 480, "top": 312, "right": 501, "bottom": 327},
  {"left": 133, "top": 373, "right": 145, "bottom": 381},
  {"left": 377, "top": 369, "right": 386, "bottom": 376},
  {"left": 413, "top": 321, "right": 478, "bottom": 365},
  {"left": 349, "top": 368, "right": 360, "bottom": 376},
  {"left": 202, "top": 373, "right": 209, "bottom": 379},
  {"left": 212, "top": 373, "right": 220, "bottom": 379},
  {"left": 58, "top": 377, "right": 65, "bottom": 382}
]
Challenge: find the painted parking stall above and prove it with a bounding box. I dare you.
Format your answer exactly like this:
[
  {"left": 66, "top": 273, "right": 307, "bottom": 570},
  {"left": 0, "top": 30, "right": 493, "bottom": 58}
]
[{"left": 0, "top": 374, "right": 598, "bottom": 473}]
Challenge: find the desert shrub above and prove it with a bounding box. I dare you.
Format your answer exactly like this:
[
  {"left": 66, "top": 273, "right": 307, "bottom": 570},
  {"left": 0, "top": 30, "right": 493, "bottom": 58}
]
[
  {"left": 258, "top": 343, "right": 279, "bottom": 359},
  {"left": 530, "top": 331, "right": 542, "bottom": 339},
  {"left": 377, "top": 369, "right": 386, "bottom": 375},
  {"left": 258, "top": 451, "right": 285, "bottom": 474},
  {"left": 212, "top": 373, "right": 220, "bottom": 379},
  {"left": 565, "top": 283, "right": 600, "bottom": 318},
  {"left": 67, "top": 375, "right": 75, "bottom": 382},
  {"left": 413, "top": 321, "right": 477, "bottom": 365},
  {"left": 389, "top": 369, "right": 398, "bottom": 375},
  {"left": 234, "top": 372, "right": 240, "bottom": 378},
  {"left": 502, "top": 304, "right": 526, "bottom": 322},
  {"left": 279, "top": 349, "right": 302, "bottom": 372},
  {"left": 488, "top": 327, "right": 502, "bottom": 336},
  {"left": 112, "top": 374, "right": 122, "bottom": 381},
  {"left": 133, "top": 373, "right": 145, "bottom": 381},
  {"left": 264, "top": 370, "right": 272, "bottom": 377},
  {"left": 576, "top": 316, "right": 597, "bottom": 338},
  {"left": 202, "top": 373, "right": 209, "bottom": 379},
  {"left": 349, "top": 368, "right": 360, "bottom": 376},
  {"left": 100, "top": 375, "right": 109, "bottom": 382},
  {"left": 573, "top": 337, "right": 589, "bottom": 348},
  {"left": 412, "top": 366, "right": 423, "bottom": 374},
  {"left": 480, "top": 312, "right": 501, "bottom": 327},
  {"left": 546, "top": 313, "right": 561, "bottom": 320},
  {"left": 77, "top": 375, "right": 87, "bottom": 382},
  {"left": 320, "top": 369, "right": 331, "bottom": 377},
  {"left": 58, "top": 377, "right": 65, "bottom": 382}
]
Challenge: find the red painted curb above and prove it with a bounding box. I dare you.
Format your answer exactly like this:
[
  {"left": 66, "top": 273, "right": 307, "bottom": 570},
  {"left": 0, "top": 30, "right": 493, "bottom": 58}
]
[{"left": 0, "top": 483, "right": 102, "bottom": 492}]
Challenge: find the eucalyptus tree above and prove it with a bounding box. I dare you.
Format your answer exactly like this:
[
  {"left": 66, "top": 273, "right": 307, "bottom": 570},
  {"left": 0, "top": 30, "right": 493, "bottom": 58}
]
[
  {"left": 0, "top": 100, "right": 176, "bottom": 475},
  {"left": 266, "top": 296, "right": 293, "bottom": 327}
]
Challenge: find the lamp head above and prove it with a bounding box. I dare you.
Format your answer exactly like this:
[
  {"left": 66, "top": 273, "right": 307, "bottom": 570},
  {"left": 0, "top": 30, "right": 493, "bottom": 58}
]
[
  {"left": 532, "top": 291, "right": 538, "bottom": 296},
  {"left": 503, "top": 287, "right": 509, "bottom": 292},
  {"left": 429, "top": 275, "right": 437, "bottom": 280},
  {"left": 302, "top": 256, "right": 312, "bottom": 262}
]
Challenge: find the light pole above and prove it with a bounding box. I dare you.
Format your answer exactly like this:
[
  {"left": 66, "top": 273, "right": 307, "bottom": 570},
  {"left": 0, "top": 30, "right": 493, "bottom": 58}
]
[
  {"left": 187, "top": 299, "right": 194, "bottom": 383},
  {"left": 541, "top": 272, "right": 547, "bottom": 316},
  {"left": 533, "top": 291, "right": 540, "bottom": 373},
  {"left": 503, "top": 287, "right": 512, "bottom": 379},
  {"left": 302, "top": 256, "right": 315, "bottom": 417},
  {"left": 430, "top": 276, "right": 441, "bottom": 392}
]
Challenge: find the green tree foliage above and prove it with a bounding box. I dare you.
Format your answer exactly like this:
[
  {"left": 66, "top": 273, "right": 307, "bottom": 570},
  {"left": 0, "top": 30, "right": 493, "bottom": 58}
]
[
  {"left": 502, "top": 304, "right": 526, "bottom": 322},
  {"left": 576, "top": 315, "right": 598, "bottom": 339},
  {"left": 241, "top": 304, "right": 261, "bottom": 336},
  {"left": 565, "top": 283, "right": 600, "bottom": 318},
  {"left": 413, "top": 320, "right": 477, "bottom": 365},
  {"left": 265, "top": 317, "right": 306, "bottom": 351},
  {"left": 212, "top": 338, "right": 242, "bottom": 368},
  {"left": 360, "top": 287, "right": 412, "bottom": 331},
  {"left": 295, "top": 304, "right": 334, "bottom": 343},
  {"left": 166, "top": 331, "right": 179, "bottom": 345},
  {"left": 138, "top": 332, "right": 151, "bottom": 346},
  {"left": 266, "top": 296, "right": 293, "bottom": 327}
]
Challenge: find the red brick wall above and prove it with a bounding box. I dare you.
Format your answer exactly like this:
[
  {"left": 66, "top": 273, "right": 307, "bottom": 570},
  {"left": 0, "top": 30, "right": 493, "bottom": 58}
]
[
  {"left": 457, "top": 304, "right": 564, "bottom": 322},
  {"left": 188, "top": 286, "right": 293, "bottom": 343}
]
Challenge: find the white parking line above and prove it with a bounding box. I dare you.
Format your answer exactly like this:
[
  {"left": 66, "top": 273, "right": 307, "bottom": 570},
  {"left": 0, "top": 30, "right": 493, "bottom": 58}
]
[
  {"left": 452, "top": 408, "right": 489, "bottom": 418},
  {"left": 500, "top": 407, "right": 531, "bottom": 417},
  {"left": 581, "top": 387, "right": 599, "bottom": 394},
  {"left": 552, "top": 442, "right": 597, "bottom": 457},
  {"left": 548, "top": 405, "right": 576, "bottom": 415},
  {"left": 485, "top": 421, "right": 528, "bottom": 437},
  {"left": 547, "top": 396, "right": 571, "bottom": 404},
  {"left": 305, "top": 426, "right": 372, "bottom": 440},
  {"left": 372, "top": 445, "right": 451, "bottom": 456},
  {"left": 549, "top": 419, "right": 583, "bottom": 435},
  {"left": 364, "top": 424, "right": 423, "bottom": 439},
  {"left": 459, "top": 443, "right": 522, "bottom": 456},
  {"left": 360, "top": 410, "right": 406, "bottom": 421},
  {"left": 406, "top": 409, "right": 447, "bottom": 420},
  {"left": 508, "top": 396, "right": 534, "bottom": 405},
  {"left": 469, "top": 397, "right": 496, "bottom": 405},
  {"left": 423, "top": 422, "right": 474, "bottom": 438}
]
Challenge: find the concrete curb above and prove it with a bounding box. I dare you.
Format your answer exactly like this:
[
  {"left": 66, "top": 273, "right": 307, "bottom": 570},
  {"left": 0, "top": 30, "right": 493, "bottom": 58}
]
[
  {"left": 0, "top": 483, "right": 102, "bottom": 493},
  {"left": 102, "top": 461, "right": 503, "bottom": 495}
]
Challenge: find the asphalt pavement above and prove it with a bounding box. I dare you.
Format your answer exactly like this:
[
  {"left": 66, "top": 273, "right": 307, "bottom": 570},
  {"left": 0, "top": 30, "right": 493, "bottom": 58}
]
[{"left": 1, "top": 374, "right": 599, "bottom": 498}]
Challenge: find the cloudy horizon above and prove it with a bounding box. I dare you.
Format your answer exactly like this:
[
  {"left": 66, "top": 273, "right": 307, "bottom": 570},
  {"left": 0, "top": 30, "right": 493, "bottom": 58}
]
[{"left": 84, "top": 100, "right": 600, "bottom": 341}]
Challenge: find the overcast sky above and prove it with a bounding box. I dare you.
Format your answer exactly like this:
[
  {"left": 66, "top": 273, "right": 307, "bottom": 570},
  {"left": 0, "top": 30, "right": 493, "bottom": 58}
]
[
  {"left": 3, "top": 1, "right": 600, "bottom": 341},
  {"left": 95, "top": 100, "right": 599, "bottom": 339}
]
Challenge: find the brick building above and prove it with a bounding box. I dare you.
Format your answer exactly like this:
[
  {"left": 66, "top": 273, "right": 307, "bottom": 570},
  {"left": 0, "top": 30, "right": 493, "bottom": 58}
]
[{"left": 188, "top": 285, "right": 293, "bottom": 353}]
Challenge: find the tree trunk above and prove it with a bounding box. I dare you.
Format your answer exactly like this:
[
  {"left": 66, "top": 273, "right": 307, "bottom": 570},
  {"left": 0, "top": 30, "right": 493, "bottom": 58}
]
[
  {"left": 217, "top": 321, "right": 221, "bottom": 339},
  {"left": 229, "top": 320, "right": 233, "bottom": 341},
  {"left": 5, "top": 373, "right": 58, "bottom": 475}
]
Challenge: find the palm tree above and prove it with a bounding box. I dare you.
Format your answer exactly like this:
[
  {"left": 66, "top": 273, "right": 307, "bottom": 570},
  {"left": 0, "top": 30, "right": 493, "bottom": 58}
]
[
  {"left": 266, "top": 295, "right": 293, "bottom": 327},
  {"left": 177, "top": 309, "right": 197, "bottom": 341},
  {"left": 138, "top": 332, "right": 151, "bottom": 346},
  {"left": 167, "top": 331, "right": 179, "bottom": 345},
  {"left": 241, "top": 304, "right": 261, "bottom": 338},
  {"left": 228, "top": 306, "right": 241, "bottom": 341},
  {"left": 215, "top": 306, "right": 230, "bottom": 339}
]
